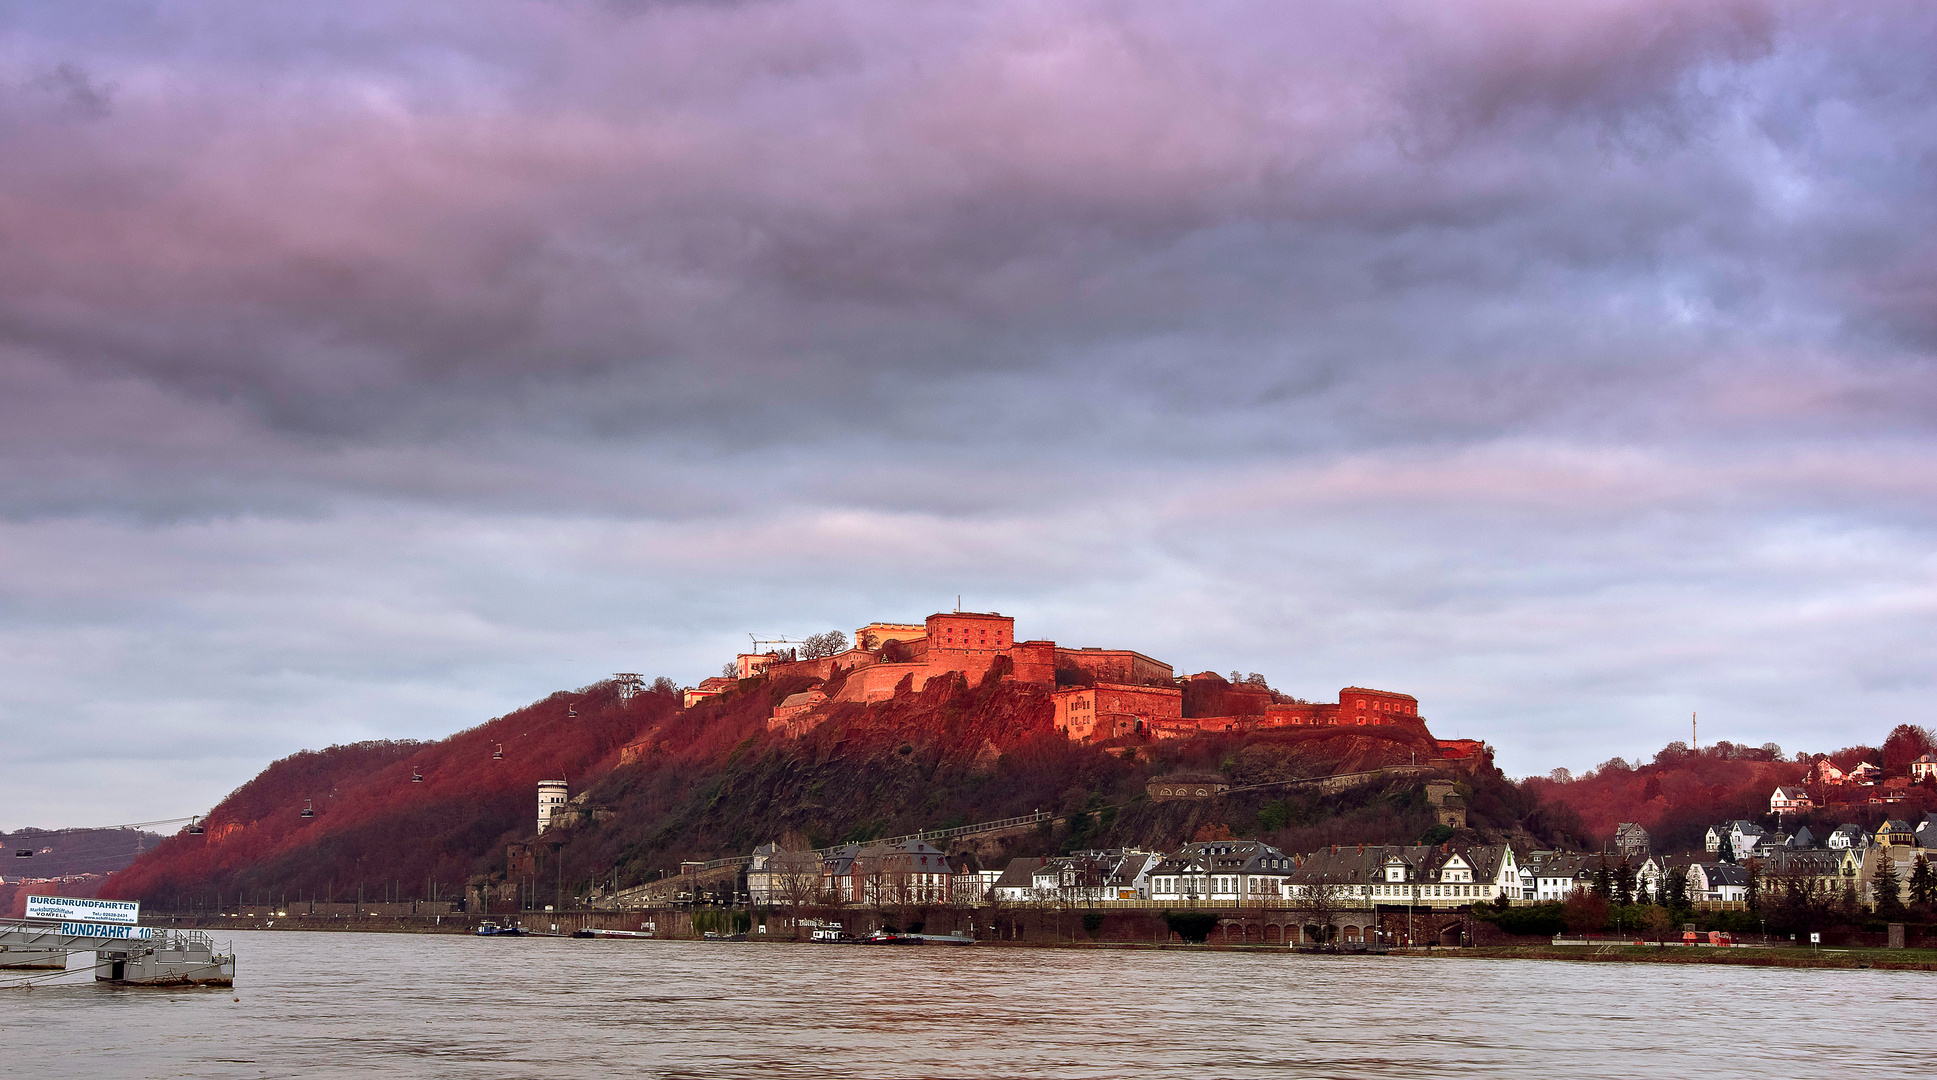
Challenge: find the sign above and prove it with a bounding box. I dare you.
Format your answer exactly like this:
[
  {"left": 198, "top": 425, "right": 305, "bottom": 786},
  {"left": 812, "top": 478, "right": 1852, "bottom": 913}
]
[
  {"left": 1810, "top": 932, "right": 1821, "bottom": 944},
  {"left": 26, "top": 895, "right": 140, "bottom": 925},
  {"left": 59, "top": 921, "right": 153, "bottom": 940}
]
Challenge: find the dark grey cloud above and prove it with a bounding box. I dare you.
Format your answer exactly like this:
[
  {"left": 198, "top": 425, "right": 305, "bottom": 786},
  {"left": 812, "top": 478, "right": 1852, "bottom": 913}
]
[{"left": 2, "top": 1, "right": 1935, "bottom": 826}]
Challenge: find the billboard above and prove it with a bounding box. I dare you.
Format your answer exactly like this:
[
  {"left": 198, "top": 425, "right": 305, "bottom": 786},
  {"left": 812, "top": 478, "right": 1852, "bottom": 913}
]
[{"left": 26, "top": 895, "right": 140, "bottom": 925}]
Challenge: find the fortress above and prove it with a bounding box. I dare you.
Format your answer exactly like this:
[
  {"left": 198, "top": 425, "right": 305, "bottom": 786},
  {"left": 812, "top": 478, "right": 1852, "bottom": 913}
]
[{"left": 703, "top": 610, "right": 1477, "bottom": 762}]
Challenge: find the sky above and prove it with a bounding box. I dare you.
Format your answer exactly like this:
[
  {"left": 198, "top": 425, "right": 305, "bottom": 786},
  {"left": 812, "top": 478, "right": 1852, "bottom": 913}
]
[{"left": 3, "top": 0, "right": 1934, "bottom": 830}]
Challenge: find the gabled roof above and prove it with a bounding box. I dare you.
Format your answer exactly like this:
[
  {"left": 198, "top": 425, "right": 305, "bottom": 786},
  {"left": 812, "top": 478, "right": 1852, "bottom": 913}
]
[
  {"left": 1699, "top": 863, "right": 1750, "bottom": 887},
  {"left": 1288, "top": 843, "right": 1515, "bottom": 885},
  {"left": 993, "top": 857, "right": 1045, "bottom": 889}
]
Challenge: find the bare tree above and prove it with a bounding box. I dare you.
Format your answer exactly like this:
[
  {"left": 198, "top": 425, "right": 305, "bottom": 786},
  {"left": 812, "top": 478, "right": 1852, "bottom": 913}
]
[
  {"left": 774, "top": 850, "right": 824, "bottom": 934},
  {"left": 801, "top": 631, "right": 850, "bottom": 659},
  {"left": 853, "top": 845, "right": 890, "bottom": 909},
  {"left": 1291, "top": 875, "right": 1349, "bottom": 945}
]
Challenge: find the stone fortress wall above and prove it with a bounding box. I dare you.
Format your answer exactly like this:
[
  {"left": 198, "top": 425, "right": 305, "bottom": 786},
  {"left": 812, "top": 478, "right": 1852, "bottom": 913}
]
[{"left": 733, "top": 611, "right": 1458, "bottom": 757}]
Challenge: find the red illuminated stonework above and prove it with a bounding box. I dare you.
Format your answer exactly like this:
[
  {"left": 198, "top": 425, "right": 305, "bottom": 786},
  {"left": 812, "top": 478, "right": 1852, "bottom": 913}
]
[{"left": 750, "top": 611, "right": 1440, "bottom": 749}]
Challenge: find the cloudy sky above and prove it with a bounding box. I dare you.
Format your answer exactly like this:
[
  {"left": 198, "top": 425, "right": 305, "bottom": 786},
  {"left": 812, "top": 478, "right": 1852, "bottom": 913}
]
[{"left": 3, "top": 0, "right": 1933, "bottom": 829}]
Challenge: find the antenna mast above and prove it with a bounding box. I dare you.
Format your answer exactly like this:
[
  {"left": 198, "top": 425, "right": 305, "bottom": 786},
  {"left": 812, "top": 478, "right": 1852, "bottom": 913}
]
[{"left": 1692, "top": 711, "right": 1698, "bottom": 751}]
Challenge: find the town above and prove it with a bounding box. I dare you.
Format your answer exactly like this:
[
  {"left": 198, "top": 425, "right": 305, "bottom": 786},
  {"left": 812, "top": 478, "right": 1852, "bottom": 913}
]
[
  {"left": 480, "top": 610, "right": 1937, "bottom": 948},
  {"left": 496, "top": 777, "right": 1937, "bottom": 947},
  {"left": 63, "top": 610, "right": 1937, "bottom": 957}
]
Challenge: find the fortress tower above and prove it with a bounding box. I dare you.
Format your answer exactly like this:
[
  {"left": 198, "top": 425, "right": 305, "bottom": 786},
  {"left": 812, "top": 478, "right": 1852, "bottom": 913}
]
[{"left": 537, "top": 779, "right": 569, "bottom": 834}]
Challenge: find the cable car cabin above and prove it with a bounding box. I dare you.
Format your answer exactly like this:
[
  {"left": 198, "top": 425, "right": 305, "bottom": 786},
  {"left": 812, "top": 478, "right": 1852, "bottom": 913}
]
[
  {"left": 188, "top": 823, "right": 205, "bottom": 835},
  {"left": 493, "top": 744, "right": 504, "bottom": 760},
  {"left": 411, "top": 770, "right": 424, "bottom": 783},
  {"left": 300, "top": 800, "right": 315, "bottom": 819},
  {"left": 14, "top": 849, "right": 31, "bottom": 858}
]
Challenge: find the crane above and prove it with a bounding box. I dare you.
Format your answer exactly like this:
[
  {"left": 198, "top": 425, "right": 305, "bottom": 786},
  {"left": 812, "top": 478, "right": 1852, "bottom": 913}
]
[{"left": 748, "top": 634, "right": 807, "bottom": 654}]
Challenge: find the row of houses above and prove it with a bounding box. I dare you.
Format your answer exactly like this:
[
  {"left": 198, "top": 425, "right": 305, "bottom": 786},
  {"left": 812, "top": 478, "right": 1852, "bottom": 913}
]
[
  {"left": 743, "top": 827, "right": 1933, "bottom": 912},
  {"left": 1774, "top": 762, "right": 1937, "bottom": 814},
  {"left": 1704, "top": 814, "right": 1937, "bottom": 862},
  {"left": 748, "top": 838, "right": 1525, "bottom": 911}
]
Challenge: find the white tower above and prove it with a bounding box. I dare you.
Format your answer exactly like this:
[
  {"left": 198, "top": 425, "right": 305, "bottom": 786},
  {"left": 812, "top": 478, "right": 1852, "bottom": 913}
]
[{"left": 537, "top": 779, "right": 569, "bottom": 834}]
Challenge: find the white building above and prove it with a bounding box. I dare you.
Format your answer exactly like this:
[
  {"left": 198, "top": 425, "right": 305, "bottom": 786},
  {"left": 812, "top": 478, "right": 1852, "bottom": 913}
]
[{"left": 537, "top": 779, "right": 569, "bottom": 834}]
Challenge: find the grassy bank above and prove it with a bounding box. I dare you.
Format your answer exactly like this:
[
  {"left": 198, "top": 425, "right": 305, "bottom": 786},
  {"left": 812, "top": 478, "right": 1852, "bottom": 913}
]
[{"left": 1418, "top": 943, "right": 1937, "bottom": 971}]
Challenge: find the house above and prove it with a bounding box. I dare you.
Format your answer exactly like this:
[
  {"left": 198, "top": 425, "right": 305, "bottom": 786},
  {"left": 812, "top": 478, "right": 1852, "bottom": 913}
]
[
  {"left": 747, "top": 842, "right": 826, "bottom": 906},
  {"left": 1808, "top": 759, "right": 1848, "bottom": 785},
  {"left": 1876, "top": 820, "right": 1916, "bottom": 848},
  {"left": 1725, "top": 821, "right": 1767, "bottom": 862},
  {"left": 1750, "top": 831, "right": 1792, "bottom": 858},
  {"left": 1637, "top": 854, "right": 1701, "bottom": 901},
  {"left": 1916, "top": 813, "right": 1937, "bottom": 850},
  {"left": 989, "top": 857, "right": 1046, "bottom": 902},
  {"left": 1029, "top": 849, "right": 1162, "bottom": 902},
  {"left": 1788, "top": 826, "right": 1822, "bottom": 849},
  {"left": 1770, "top": 786, "right": 1812, "bottom": 816},
  {"left": 1614, "top": 823, "right": 1650, "bottom": 856},
  {"left": 1826, "top": 823, "right": 1870, "bottom": 853},
  {"left": 1285, "top": 843, "right": 1521, "bottom": 909},
  {"left": 1849, "top": 761, "right": 1883, "bottom": 785},
  {"left": 820, "top": 839, "right": 952, "bottom": 904},
  {"left": 950, "top": 867, "right": 1002, "bottom": 904},
  {"left": 1146, "top": 841, "right": 1295, "bottom": 904},
  {"left": 1526, "top": 852, "right": 1598, "bottom": 902},
  {"left": 1760, "top": 849, "right": 1846, "bottom": 902},
  {"left": 1146, "top": 849, "right": 1215, "bottom": 904},
  {"left": 1688, "top": 863, "right": 1749, "bottom": 904},
  {"left": 1861, "top": 846, "right": 1918, "bottom": 909},
  {"left": 1911, "top": 754, "right": 1937, "bottom": 783}
]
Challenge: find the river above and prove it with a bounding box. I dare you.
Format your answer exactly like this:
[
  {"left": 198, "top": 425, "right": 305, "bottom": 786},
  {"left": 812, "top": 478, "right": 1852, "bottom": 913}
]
[{"left": 7, "top": 931, "right": 1931, "bottom": 1078}]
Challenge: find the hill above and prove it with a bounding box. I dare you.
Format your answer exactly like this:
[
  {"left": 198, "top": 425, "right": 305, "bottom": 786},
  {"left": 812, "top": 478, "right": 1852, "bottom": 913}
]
[
  {"left": 101, "top": 684, "right": 678, "bottom": 909},
  {"left": 1527, "top": 727, "right": 1937, "bottom": 851},
  {"left": 101, "top": 668, "right": 1572, "bottom": 909},
  {"left": 1, "top": 826, "right": 166, "bottom": 918}
]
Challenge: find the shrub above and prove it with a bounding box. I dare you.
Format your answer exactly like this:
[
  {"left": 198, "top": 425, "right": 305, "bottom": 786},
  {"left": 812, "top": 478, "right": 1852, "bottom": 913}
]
[{"left": 1163, "top": 910, "right": 1220, "bottom": 943}]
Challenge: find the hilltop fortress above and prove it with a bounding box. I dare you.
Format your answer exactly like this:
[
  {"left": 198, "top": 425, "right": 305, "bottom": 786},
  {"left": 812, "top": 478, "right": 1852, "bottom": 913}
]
[{"left": 693, "top": 610, "right": 1479, "bottom": 763}]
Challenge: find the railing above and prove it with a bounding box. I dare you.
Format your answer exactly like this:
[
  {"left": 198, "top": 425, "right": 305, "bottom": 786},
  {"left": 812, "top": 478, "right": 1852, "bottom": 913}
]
[
  {"left": 676, "top": 812, "right": 1054, "bottom": 873},
  {"left": 682, "top": 855, "right": 754, "bottom": 872},
  {"left": 870, "top": 811, "right": 1051, "bottom": 849}
]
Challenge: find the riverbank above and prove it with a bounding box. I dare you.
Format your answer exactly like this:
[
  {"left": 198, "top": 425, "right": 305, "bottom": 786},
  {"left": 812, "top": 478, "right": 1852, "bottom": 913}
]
[
  {"left": 140, "top": 914, "right": 1937, "bottom": 970},
  {"left": 1414, "top": 943, "right": 1937, "bottom": 971}
]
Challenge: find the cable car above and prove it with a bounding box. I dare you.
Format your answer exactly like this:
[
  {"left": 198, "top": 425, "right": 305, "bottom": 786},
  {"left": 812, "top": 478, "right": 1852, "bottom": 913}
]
[
  {"left": 411, "top": 769, "right": 424, "bottom": 784},
  {"left": 13, "top": 849, "right": 31, "bottom": 858},
  {"left": 568, "top": 705, "right": 577, "bottom": 718},
  {"left": 300, "top": 799, "right": 314, "bottom": 819},
  {"left": 188, "top": 818, "right": 205, "bottom": 836},
  {"left": 493, "top": 743, "right": 504, "bottom": 760}
]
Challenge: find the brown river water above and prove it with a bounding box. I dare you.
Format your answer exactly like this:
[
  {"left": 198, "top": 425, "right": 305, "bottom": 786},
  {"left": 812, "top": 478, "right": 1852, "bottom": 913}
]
[{"left": 7, "top": 930, "right": 1932, "bottom": 1078}]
